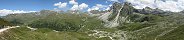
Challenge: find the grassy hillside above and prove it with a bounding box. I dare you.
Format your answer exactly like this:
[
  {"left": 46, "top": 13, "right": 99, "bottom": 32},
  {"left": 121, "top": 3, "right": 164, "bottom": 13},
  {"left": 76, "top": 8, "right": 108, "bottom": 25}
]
[
  {"left": 0, "top": 27, "right": 100, "bottom": 40},
  {"left": 0, "top": 18, "right": 12, "bottom": 28},
  {"left": 1, "top": 2, "right": 184, "bottom": 40}
]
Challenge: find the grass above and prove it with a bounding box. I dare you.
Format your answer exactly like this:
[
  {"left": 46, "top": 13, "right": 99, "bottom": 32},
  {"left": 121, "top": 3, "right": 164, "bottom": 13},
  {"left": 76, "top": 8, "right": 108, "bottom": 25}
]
[
  {"left": 157, "top": 25, "right": 184, "bottom": 40},
  {"left": 0, "top": 27, "right": 105, "bottom": 40},
  {"left": 1, "top": 9, "right": 184, "bottom": 40}
]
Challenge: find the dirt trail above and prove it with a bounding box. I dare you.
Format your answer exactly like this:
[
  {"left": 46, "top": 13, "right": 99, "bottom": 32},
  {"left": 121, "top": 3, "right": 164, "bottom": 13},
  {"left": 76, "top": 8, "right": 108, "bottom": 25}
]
[{"left": 0, "top": 26, "right": 20, "bottom": 33}]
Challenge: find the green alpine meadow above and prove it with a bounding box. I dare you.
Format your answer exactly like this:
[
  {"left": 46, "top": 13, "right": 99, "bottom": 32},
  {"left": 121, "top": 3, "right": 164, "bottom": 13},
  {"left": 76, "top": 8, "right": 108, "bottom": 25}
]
[{"left": 0, "top": 0, "right": 184, "bottom": 40}]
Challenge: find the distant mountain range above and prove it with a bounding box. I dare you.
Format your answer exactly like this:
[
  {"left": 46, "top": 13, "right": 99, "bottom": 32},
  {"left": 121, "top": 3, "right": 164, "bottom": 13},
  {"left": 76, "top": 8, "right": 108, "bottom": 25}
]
[{"left": 0, "top": 2, "right": 184, "bottom": 40}]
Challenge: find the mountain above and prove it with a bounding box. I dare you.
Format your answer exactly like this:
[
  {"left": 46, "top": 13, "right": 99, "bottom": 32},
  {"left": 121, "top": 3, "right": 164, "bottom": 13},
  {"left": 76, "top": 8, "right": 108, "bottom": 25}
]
[
  {"left": 98, "top": 2, "right": 184, "bottom": 40},
  {"left": 101, "top": 2, "right": 176, "bottom": 28},
  {"left": 1, "top": 10, "right": 58, "bottom": 25},
  {"left": 100, "top": 2, "right": 135, "bottom": 27},
  {"left": 0, "top": 2, "right": 184, "bottom": 40},
  {"left": 0, "top": 18, "right": 12, "bottom": 28}
]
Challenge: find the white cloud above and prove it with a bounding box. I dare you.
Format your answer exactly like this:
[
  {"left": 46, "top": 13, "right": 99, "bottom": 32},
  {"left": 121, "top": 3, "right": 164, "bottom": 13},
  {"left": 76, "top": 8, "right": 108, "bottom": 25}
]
[
  {"left": 69, "top": 0, "right": 78, "bottom": 5},
  {"left": 105, "top": 4, "right": 112, "bottom": 11},
  {"left": 71, "top": 3, "right": 88, "bottom": 10},
  {"left": 54, "top": 2, "right": 67, "bottom": 8},
  {"left": 96, "top": 4, "right": 107, "bottom": 8},
  {"left": 108, "top": 0, "right": 119, "bottom": 2},
  {"left": 105, "top": 7, "right": 110, "bottom": 11},
  {"left": 71, "top": 5, "right": 79, "bottom": 10},
  {"left": 88, "top": 4, "right": 110, "bottom": 11},
  {"left": 0, "top": 9, "right": 36, "bottom": 16},
  {"left": 79, "top": 3, "right": 88, "bottom": 10},
  {"left": 90, "top": 4, "right": 106, "bottom": 10},
  {"left": 87, "top": 8, "right": 92, "bottom": 12},
  {"left": 125, "top": 0, "right": 184, "bottom": 12}
]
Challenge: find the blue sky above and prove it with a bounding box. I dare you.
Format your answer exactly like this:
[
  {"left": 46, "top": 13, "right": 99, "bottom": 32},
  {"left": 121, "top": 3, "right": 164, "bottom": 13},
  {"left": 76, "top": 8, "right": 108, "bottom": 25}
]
[
  {"left": 0, "top": 0, "right": 123, "bottom": 16},
  {"left": 1, "top": 0, "right": 183, "bottom": 16},
  {"left": 0, "top": 0, "right": 120, "bottom": 11}
]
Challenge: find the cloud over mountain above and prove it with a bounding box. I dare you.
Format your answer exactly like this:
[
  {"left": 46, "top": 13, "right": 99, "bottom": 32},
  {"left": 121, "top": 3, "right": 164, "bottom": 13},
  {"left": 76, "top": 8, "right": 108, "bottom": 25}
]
[
  {"left": 54, "top": 2, "right": 67, "bottom": 8},
  {"left": 69, "top": 0, "right": 78, "bottom": 5},
  {"left": 126, "top": 0, "right": 184, "bottom": 12},
  {"left": 88, "top": 4, "right": 111, "bottom": 11},
  {"left": 71, "top": 3, "right": 88, "bottom": 10},
  {"left": 54, "top": 0, "right": 88, "bottom": 11},
  {"left": 0, "top": 9, "right": 36, "bottom": 16},
  {"left": 108, "top": 0, "right": 119, "bottom": 2}
]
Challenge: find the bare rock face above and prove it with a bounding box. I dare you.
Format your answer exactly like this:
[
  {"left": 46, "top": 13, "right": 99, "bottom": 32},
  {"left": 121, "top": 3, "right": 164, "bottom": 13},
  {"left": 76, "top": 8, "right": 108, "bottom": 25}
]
[
  {"left": 120, "top": 2, "right": 135, "bottom": 16},
  {"left": 100, "top": 2, "right": 135, "bottom": 27},
  {"left": 134, "top": 7, "right": 168, "bottom": 15}
]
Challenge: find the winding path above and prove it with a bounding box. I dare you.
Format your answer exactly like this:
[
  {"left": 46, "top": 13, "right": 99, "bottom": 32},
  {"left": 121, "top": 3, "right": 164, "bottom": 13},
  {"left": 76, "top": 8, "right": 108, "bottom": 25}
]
[{"left": 0, "top": 26, "right": 20, "bottom": 33}]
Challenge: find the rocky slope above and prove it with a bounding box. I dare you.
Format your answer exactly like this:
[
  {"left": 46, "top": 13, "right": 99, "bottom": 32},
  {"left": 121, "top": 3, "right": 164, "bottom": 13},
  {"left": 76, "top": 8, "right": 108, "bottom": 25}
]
[{"left": 0, "top": 2, "right": 184, "bottom": 40}]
